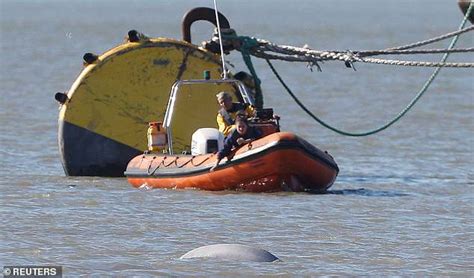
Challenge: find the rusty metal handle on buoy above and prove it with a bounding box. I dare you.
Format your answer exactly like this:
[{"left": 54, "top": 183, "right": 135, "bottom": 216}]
[
  {"left": 182, "top": 7, "right": 231, "bottom": 43},
  {"left": 458, "top": 0, "right": 474, "bottom": 24}
]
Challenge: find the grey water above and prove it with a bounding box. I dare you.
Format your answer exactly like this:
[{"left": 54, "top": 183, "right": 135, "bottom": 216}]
[{"left": 1, "top": 0, "right": 473, "bottom": 276}]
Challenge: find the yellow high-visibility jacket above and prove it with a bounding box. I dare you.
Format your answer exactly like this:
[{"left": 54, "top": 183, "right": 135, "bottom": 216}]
[{"left": 217, "top": 103, "right": 255, "bottom": 136}]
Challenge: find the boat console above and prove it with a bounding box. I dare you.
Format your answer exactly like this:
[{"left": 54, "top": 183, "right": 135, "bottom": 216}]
[{"left": 249, "top": 108, "right": 280, "bottom": 137}]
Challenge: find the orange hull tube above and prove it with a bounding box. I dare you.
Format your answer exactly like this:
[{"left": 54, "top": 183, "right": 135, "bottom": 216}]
[{"left": 125, "top": 132, "right": 338, "bottom": 192}]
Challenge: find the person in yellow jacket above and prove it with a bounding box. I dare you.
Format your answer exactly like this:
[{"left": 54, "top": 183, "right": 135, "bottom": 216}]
[{"left": 216, "top": 91, "right": 255, "bottom": 136}]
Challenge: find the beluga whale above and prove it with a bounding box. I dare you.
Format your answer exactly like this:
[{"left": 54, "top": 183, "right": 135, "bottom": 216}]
[{"left": 180, "top": 244, "right": 279, "bottom": 262}]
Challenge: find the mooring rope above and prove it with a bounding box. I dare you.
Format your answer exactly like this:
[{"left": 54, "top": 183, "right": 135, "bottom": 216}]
[
  {"left": 356, "top": 47, "right": 474, "bottom": 57},
  {"left": 385, "top": 25, "right": 474, "bottom": 51},
  {"left": 356, "top": 57, "right": 474, "bottom": 68},
  {"left": 223, "top": 24, "right": 474, "bottom": 69},
  {"left": 261, "top": 2, "right": 473, "bottom": 136},
  {"left": 253, "top": 39, "right": 474, "bottom": 68}
]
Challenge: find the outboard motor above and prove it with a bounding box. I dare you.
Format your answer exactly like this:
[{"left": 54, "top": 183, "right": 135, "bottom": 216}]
[{"left": 191, "top": 128, "right": 224, "bottom": 155}]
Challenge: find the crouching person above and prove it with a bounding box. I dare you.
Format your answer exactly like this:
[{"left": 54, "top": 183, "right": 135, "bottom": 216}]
[{"left": 210, "top": 115, "right": 262, "bottom": 172}]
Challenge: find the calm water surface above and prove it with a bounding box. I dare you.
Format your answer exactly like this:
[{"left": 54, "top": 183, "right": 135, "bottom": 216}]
[{"left": 1, "top": 0, "right": 473, "bottom": 276}]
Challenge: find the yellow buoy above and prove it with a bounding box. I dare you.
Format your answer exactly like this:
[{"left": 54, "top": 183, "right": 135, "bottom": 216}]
[
  {"left": 58, "top": 38, "right": 230, "bottom": 176},
  {"left": 56, "top": 7, "right": 254, "bottom": 176}
]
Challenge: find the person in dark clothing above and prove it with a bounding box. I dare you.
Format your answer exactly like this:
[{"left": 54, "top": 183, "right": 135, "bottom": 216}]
[{"left": 210, "top": 115, "right": 262, "bottom": 172}]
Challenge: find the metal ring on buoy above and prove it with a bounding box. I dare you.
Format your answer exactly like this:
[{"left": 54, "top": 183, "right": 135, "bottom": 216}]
[{"left": 181, "top": 7, "right": 231, "bottom": 43}]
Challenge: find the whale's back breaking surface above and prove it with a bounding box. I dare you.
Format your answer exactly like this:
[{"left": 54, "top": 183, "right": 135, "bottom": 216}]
[{"left": 180, "top": 244, "right": 279, "bottom": 262}]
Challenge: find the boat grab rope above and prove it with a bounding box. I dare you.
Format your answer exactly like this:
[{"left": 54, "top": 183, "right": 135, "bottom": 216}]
[
  {"left": 164, "top": 156, "right": 179, "bottom": 167},
  {"left": 176, "top": 156, "right": 195, "bottom": 168},
  {"left": 146, "top": 156, "right": 179, "bottom": 175},
  {"left": 221, "top": 2, "right": 473, "bottom": 136},
  {"left": 145, "top": 155, "right": 213, "bottom": 175},
  {"left": 147, "top": 156, "right": 165, "bottom": 175},
  {"left": 190, "top": 155, "right": 212, "bottom": 167}
]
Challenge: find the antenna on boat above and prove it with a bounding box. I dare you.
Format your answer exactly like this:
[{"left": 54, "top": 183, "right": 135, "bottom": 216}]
[{"left": 213, "top": 0, "right": 228, "bottom": 79}]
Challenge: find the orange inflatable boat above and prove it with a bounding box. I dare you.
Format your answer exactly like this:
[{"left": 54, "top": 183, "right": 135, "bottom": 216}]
[
  {"left": 125, "top": 132, "right": 338, "bottom": 192},
  {"left": 124, "top": 78, "right": 338, "bottom": 192}
]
